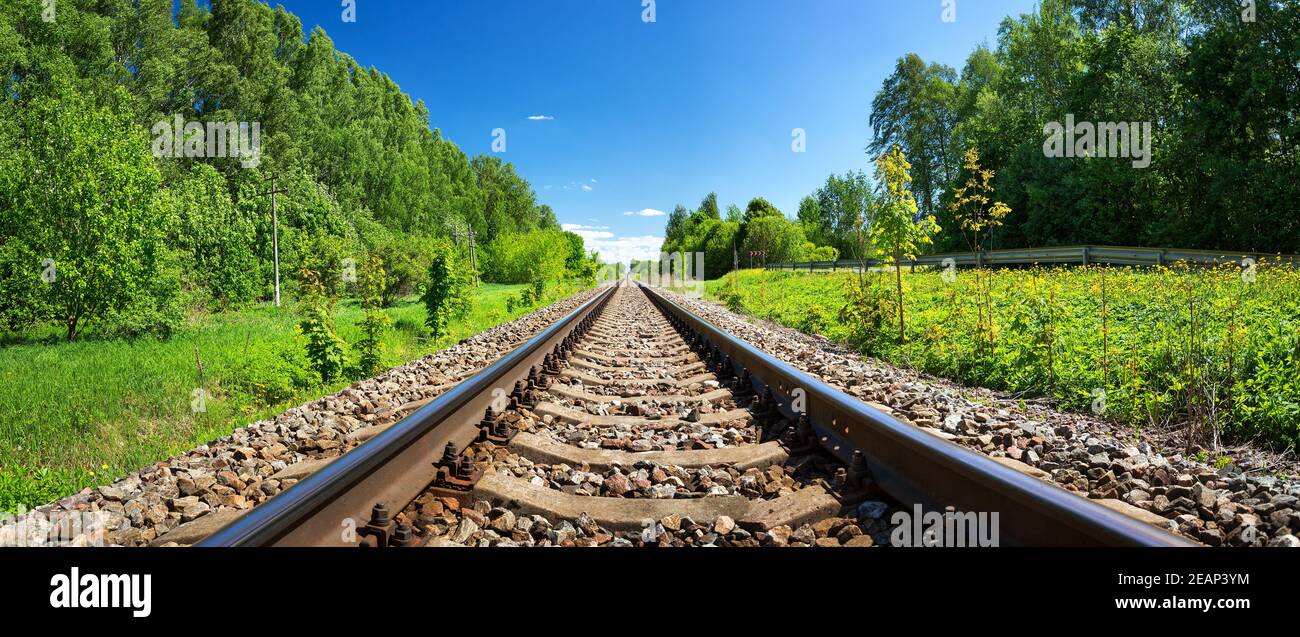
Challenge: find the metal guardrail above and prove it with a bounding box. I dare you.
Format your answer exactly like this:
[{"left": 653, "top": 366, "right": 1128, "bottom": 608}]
[
  {"left": 764, "top": 245, "right": 1300, "bottom": 272},
  {"left": 639, "top": 282, "right": 1195, "bottom": 547}
]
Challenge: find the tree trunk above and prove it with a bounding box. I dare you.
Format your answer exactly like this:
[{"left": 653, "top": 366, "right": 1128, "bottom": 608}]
[{"left": 895, "top": 255, "right": 905, "bottom": 343}]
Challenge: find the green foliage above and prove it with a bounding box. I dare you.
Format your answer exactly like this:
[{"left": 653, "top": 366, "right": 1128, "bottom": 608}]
[
  {"left": 0, "top": 83, "right": 174, "bottom": 341},
  {"left": 807, "top": 244, "right": 840, "bottom": 262},
  {"left": 160, "top": 164, "right": 261, "bottom": 307},
  {"left": 530, "top": 269, "right": 547, "bottom": 302},
  {"left": 223, "top": 341, "right": 315, "bottom": 408},
  {"left": 743, "top": 215, "right": 807, "bottom": 265},
  {"left": 481, "top": 228, "right": 569, "bottom": 284},
  {"left": 0, "top": 283, "right": 539, "bottom": 511},
  {"left": 0, "top": 0, "right": 593, "bottom": 346},
  {"left": 369, "top": 232, "right": 433, "bottom": 307},
  {"left": 837, "top": 273, "right": 898, "bottom": 349},
  {"left": 807, "top": 171, "right": 875, "bottom": 259},
  {"left": 422, "top": 253, "right": 456, "bottom": 343},
  {"left": 354, "top": 254, "right": 390, "bottom": 377},
  {"left": 561, "top": 231, "right": 599, "bottom": 283},
  {"left": 293, "top": 231, "right": 354, "bottom": 299},
  {"left": 298, "top": 273, "right": 347, "bottom": 383},
  {"left": 865, "top": 0, "right": 1300, "bottom": 254},
  {"left": 710, "top": 263, "right": 1300, "bottom": 451},
  {"left": 871, "top": 145, "right": 940, "bottom": 342}
]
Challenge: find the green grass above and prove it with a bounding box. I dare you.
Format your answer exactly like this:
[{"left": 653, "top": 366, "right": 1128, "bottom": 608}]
[
  {"left": 0, "top": 281, "right": 586, "bottom": 511},
  {"left": 707, "top": 264, "right": 1300, "bottom": 451}
]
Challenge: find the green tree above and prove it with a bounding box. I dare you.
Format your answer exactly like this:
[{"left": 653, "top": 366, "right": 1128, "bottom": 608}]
[
  {"left": 742, "top": 214, "right": 807, "bottom": 265},
  {"left": 298, "top": 271, "right": 347, "bottom": 383},
  {"left": 663, "top": 204, "right": 692, "bottom": 253},
  {"left": 160, "top": 164, "right": 259, "bottom": 307},
  {"left": 0, "top": 84, "right": 172, "bottom": 340},
  {"left": 871, "top": 146, "right": 940, "bottom": 343},
  {"left": 422, "top": 253, "right": 455, "bottom": 343},
  {"left": 949, "top": 147, "right": 1011, "bottom": 354},
  {"left": 869, "top": 54, "right": 959, "bottom": 219},
  {"left": 812, "top": 171, "right": 876, "bottom": 259},
  {"left": 697, "top": 192, "right": 721, "bottom": 219},
  {"left": 355, "top": 254, "right": 390, "bottom": 377}
]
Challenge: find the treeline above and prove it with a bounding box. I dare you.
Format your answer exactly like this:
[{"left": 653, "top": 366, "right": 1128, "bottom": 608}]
[
  {"left": 854, "top": 0, "right": 1299, "bottom": 254},
  {"left": 661, "top": 193, "right": 838, "bottom": 279},
  {"left": 0, "top": 0, "right": 591, "bottom": 341}
]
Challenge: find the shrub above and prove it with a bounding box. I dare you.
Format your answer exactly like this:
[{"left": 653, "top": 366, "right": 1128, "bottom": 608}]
[
  {"left": 371, "top": 233, "right": 437, "bottom": 307},
  {"left": 298, "top": 272, "right": 347, "bottom": 383},
  {"left": 481, "top": 228, "right": 568, "bottom": 283},
  {"left": 221, "top": 342, "right": 314, "bottom": 407},
  {"left": 422, "top": 253, "right": 456, "bottom": 343},
  {"left": 160, "top": 164, "right": 260, "bottom": 307},
  {"left": 354, "top": 254, "right": 390, "bottom": 377}
]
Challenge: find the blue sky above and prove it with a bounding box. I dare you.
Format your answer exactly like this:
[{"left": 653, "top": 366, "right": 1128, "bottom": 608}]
[{"left": 272, "top": 0, "right": 1040, "bottom": 262}]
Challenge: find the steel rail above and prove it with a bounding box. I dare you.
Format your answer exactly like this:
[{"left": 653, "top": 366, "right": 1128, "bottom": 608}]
[
  {"left": 198, "top": 284, "right": 617, "bottom": 547},
  {"left": 639, "top": 283, "right": 1196, "bottom": 547}
]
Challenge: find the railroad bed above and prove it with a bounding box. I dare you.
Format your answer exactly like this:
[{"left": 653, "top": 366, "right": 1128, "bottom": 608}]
[
  {"left": 400, "top": 284, "right": 887, "bottom": 547},
  {"left": 199, "top": 283, "right": 1193, "bottom": 548}
]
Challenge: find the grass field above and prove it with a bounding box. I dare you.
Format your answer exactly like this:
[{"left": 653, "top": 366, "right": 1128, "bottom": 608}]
[
  {"left": 708, "top": 264, "right": 1300, "bottom": 454},
  {"left": 0, "top": 282, "right": 585, "bottom": 511}
]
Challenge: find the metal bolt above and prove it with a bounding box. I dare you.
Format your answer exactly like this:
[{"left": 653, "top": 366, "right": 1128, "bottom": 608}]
[
  {"left": 368, "top": 503, "right": 391, "bottom": 527},
  {"left": 391, "top": 524, "right": 415, "bottom": 547},
  {"left": 438, "top": 442, "right": 458, "bottom": 467}
]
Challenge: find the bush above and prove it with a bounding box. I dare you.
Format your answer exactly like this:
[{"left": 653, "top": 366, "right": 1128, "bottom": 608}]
[
  {"left": 99, "top": 250, "right": 186, "bottom": 339},
  {"left": 160, "top": 164, "right": 260, "bottom": 307},
  {"left": 422, "top": 253, "right": 456, "bottom": 343},
  {"left": 294, "top": 232, "right": 355, "bottom": 300},
  {"left": 220, "top": 342, "right": 315, "bottom": 407},
  {"left": 742, "top": 215, "right": 808, "bottom": 264},
  {"left": 354, "top": 254, "right": 390, "bottom": 378},
  {"left": 837, "top": 274, "right": 897, "bottom": 350},
  {"left": 298, "top": 273, "right": 347, "bottom": 383},
  {"left": 481, "top": 228, "right": 568, "bottom": 283},
  {"left": 370, "top": 233, "right": 437, "bottom": 307},
  {"left": 808, "top": 245, "right": 840, "bottom": 262}
]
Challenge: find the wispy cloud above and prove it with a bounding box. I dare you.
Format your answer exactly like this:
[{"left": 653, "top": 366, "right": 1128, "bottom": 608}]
[
  {"left": 562, "top": 223, "right": 610, "bottom": 232},
  {"left": 623, "top": 208, "right": 665, "bottom": 217},
  {"left": 563, "top": 180, "right": 595, "bottom": 192},
  {"left": 526, "top": 115, "right": 555, "bottom": 121}
]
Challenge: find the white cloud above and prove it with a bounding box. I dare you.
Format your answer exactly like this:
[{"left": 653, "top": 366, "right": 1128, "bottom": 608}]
[
  {"left": 562, "top": 223, "right": 662, "bottom": 264},
  {"left": 527, "top": 115, "right": 555, "bottom": 121},
  {"left": 585, "top": 234, "right": 665, "bottom": 264},
  {"left": 580, "top": 184, "right": 593, "bottom": 192},
  {"left": 623, "top": 208, "right": 665, "bottom": 217}
]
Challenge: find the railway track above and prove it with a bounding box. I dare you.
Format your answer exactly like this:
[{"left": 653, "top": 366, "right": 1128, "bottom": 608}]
[{"left": 199, "top": 282, "right": 1195, "bottom": 547}]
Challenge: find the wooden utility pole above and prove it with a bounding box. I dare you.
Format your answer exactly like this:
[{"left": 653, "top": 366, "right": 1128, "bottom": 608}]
[{"left": 256, "top": 176, "right": 289, "bottom": 307}]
